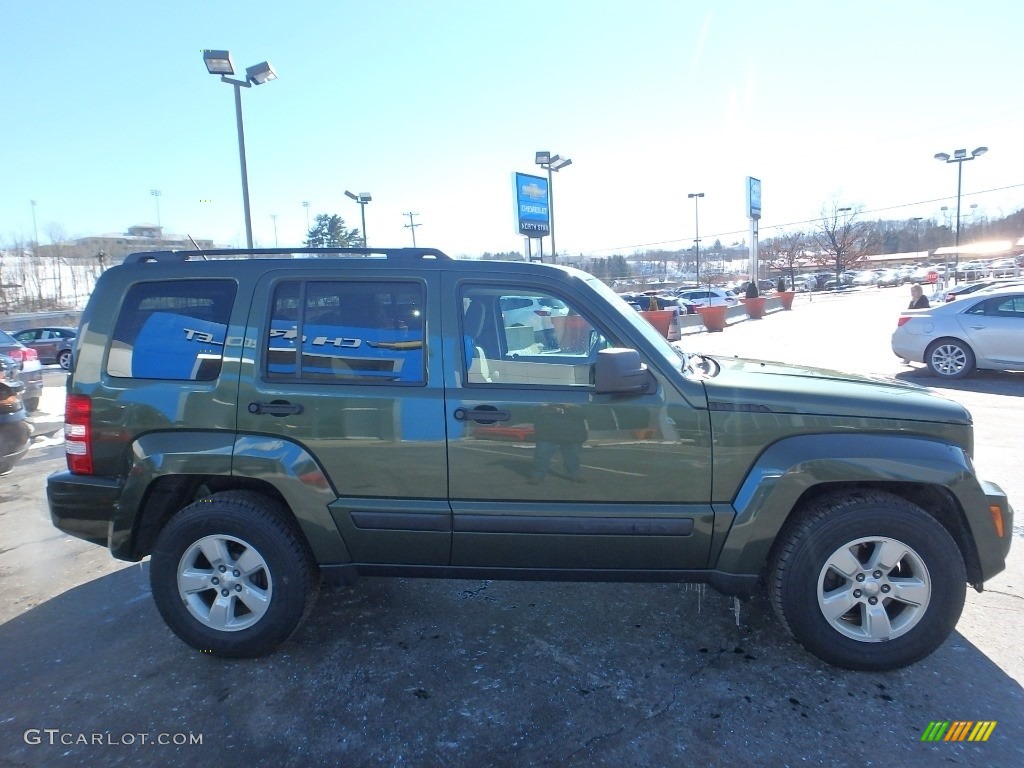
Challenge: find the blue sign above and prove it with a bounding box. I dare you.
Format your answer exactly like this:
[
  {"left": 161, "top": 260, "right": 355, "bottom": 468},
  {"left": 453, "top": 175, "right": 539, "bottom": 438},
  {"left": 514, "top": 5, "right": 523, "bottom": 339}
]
[{"left": 514, "top": 172, "right": 549, "bottom": 236}]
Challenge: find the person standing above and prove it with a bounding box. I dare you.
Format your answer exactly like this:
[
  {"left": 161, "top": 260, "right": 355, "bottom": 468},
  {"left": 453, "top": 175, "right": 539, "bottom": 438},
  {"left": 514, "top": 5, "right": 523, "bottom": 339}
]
[{"left": 908, "top": 283, "right": 930, "bottom": 309}]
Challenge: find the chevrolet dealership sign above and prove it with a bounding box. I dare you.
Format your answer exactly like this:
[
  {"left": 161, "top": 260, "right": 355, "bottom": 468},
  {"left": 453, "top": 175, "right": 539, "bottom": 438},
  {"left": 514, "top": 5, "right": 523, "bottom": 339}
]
[{"left": 514, "top": 172, "right": 549, "bottom": 236}]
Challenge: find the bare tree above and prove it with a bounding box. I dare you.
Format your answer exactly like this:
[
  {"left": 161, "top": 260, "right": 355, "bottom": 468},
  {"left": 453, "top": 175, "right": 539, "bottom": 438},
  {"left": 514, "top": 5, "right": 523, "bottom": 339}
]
[{"left": 814, "top": 203, "right": 868, "bottom": 288}]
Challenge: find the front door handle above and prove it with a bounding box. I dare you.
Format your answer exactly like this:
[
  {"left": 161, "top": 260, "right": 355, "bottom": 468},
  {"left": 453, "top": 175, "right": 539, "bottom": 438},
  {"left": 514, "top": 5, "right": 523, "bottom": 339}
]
[
  {"left": 248, "top": 400, "right": 304, "bottom": 417},
  {"left": 453, "top": 406, "right": 511, "bottom": 424}
]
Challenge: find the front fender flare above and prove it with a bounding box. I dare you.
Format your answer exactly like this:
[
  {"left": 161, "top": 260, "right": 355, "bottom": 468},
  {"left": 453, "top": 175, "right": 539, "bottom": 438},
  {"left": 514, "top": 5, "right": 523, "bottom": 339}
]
[{"left": 711, "top": 433, "right": 978, "bottom": 577}]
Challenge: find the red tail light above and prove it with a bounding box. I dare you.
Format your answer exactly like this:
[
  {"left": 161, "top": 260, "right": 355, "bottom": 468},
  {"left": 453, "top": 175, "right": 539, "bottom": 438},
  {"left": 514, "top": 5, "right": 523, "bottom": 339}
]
[
  {"left": 65, "top": 394, "right": 93, "bottom": 475},
  {"left": 22, "top": 347, "right": 38, "bottom": 362},
  {"left": 897, "top": 317, "right": 912, "bottom": 327}
]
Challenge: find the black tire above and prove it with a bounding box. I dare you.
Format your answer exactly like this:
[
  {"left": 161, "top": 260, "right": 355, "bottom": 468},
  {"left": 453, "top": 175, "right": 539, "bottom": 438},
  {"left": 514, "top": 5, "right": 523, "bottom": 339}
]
[
  {"left": 23, "top": 397, "right": 39, "bottom": 412},
  {"left": 925, "top": 338, "right": 975, "bottom": 379},
  {"left": 150, "top": 491, "right": 319, "bottom": 658},
  {"left": 769, "top": 490, "right": 966, "bottom": 671},
  {"left": 58, "top": 349, "right": 72, "bottom": 370}
]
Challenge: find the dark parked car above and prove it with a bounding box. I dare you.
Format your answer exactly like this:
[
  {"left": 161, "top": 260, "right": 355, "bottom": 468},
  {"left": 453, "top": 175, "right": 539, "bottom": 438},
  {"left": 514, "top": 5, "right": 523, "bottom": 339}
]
[
  {"left": 0, "top": 329, "right": 43, "bottom": 411},
  {"left": 0, "top": 354, "right": 32, "bottom": 475},
  {"left": 11, "top": 326, "right": 76, "bottom": 369}
]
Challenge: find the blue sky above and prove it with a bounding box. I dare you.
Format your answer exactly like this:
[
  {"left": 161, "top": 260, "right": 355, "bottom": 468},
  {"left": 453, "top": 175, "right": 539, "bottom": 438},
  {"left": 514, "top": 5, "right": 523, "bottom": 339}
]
[{"left": 3, "top": 0, "right": 1022, "bottom": 257}]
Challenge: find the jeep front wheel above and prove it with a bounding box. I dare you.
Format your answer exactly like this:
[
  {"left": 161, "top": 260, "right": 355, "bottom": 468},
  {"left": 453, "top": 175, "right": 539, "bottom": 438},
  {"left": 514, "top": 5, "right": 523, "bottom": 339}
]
[
  {"left": 769, "top": 490, "right": 966, "bottom": 671},
  {"left": 150, "top": 491, "right": 318, "bottom": 658}
]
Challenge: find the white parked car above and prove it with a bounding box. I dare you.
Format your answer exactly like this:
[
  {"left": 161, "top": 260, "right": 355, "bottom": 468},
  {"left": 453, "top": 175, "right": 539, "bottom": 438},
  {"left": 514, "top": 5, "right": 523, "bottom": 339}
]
[
  {"left": 675, "top": 287, "right": 739, "bottom": 308},
  {"left": 987, "top": 258, "right": 1020, "bottom": 278},
  {"left": 891, "top": 286, "right": 1024, "bottom": 378},
  {"left": 500, "top": 295, "right": 569, "bottom": 348}
]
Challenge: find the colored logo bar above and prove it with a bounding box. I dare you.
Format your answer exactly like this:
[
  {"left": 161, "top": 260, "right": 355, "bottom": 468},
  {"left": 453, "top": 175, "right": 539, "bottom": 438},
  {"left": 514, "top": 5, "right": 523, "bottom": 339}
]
[{"left": 921, "top": 721, "right": 997, "bottom": 742}]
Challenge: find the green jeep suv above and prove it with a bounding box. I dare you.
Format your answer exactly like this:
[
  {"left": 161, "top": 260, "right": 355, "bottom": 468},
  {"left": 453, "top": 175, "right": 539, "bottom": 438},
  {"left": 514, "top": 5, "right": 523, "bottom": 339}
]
[{"left": 48, "top": 247, "right": 1013, "bottom": 670}]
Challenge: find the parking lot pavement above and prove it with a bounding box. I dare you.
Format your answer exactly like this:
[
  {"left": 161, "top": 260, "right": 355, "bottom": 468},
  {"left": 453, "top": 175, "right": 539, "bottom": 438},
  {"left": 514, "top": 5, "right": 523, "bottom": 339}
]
[{"left": 2, "top": 294, "right": 1022, "bottom": 767}]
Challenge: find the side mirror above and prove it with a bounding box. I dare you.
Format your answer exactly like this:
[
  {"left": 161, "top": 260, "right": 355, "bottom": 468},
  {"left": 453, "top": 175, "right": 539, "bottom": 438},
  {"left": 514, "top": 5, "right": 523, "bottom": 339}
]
[{"left": 594, "top": 348, "right": 656, "bottom": 395}]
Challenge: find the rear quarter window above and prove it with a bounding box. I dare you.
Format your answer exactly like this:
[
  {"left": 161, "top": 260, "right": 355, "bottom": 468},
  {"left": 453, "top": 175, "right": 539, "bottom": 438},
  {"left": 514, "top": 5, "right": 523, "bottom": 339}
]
[{"left": 107, "top": 280, "right": 236, "bottom": 380}]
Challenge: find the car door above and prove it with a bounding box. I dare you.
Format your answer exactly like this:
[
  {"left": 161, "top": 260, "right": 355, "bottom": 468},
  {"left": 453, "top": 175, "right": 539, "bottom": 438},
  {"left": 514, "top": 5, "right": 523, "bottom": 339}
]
[
  {"left": 235, "top": 271, "right": 451, "bottom": 566},
  {"left": 14, "top": 330, "right": 50, "bottom": 362},
  {"left": 960, "top": 294, "right": 1024, "bottom": 366},
  {"left": 444, "top": 275, "right": 714, "bottom": 572}
]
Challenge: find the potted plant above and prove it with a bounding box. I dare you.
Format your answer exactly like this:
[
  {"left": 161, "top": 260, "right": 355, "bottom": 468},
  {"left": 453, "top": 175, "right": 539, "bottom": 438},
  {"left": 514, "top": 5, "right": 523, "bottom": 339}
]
[
  {"left": 742, "top": 280, "right": 766, "bottom": 319},
  {"left": 776, "top": 276, "right": 796, "bottom": 311}
]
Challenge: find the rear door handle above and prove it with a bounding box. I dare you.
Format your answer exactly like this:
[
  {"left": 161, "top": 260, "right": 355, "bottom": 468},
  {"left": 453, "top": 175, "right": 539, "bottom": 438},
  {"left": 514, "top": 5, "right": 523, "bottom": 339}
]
[
  {"left": 453, "top": 406, "right": 511, "bottom": 424},
  {"left": 248, "top": 400, "right": 304, "bottom": 416}
]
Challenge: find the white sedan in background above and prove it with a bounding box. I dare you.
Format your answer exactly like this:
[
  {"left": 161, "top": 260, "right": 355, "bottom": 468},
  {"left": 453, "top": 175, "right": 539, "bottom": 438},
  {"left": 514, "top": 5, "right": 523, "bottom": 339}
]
[
  {"left": 891, "top": 286, "right": 1024, "bottom": 379},
  {"left": 675, "top": 287, "right": 739, "bottom": 308}
]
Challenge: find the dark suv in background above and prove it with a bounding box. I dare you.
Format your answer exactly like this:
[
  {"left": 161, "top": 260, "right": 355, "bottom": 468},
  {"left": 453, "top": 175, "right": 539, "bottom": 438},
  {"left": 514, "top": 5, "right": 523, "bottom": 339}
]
[{"left": 47, "top": 247, "right": 1012, "bottom": 671}]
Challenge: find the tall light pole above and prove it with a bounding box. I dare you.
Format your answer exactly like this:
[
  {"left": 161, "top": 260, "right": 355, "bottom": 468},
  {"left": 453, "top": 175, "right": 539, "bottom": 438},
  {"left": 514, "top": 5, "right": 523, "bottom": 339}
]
[
  {"left": 29, "top": 200, "right": 39, "bottom": 252},
  {"left": 344, "top": 191, "right": 372, "bottom": 247},
  {"left": 535, "top": 151, "right": 572, "bottom": 263},
  {"left": 270, "top": 214, "right": 278, "bottom": 246},
  {"left": 203, "top": 50, "right": 277, "bottom": 250},
  {"left": 150, "top": 189, "right": 162, "bottom": 228},
  {"left": 934, "top": 146, "right": 987, "bottom": 284},
  {"left": 302, "top": 201, "right": 311, "bottom": 234},
  {"left": 688, "top": 193, "right": 704, "bottom": 287},
  {"left": 911, "top": 216, "right": 923, "bottom": 257}
]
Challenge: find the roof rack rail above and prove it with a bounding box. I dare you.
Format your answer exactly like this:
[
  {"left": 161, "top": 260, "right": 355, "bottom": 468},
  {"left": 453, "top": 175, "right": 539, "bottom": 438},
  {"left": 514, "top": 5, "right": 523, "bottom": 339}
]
[{"left": 123, "top": 247, "right": 452, "bottom": 265}]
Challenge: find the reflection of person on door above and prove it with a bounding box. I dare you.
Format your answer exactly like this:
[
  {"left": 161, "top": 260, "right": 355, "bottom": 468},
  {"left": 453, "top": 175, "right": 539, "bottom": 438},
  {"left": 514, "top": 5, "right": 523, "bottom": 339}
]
[{"left": 529, "top": 403, "right": 588, "bottom": 483}]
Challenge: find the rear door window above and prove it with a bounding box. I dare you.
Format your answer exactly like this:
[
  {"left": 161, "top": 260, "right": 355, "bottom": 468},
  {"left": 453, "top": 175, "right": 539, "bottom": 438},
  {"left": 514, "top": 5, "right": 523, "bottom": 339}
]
[{"left": 265, "top": 280, "right": 426, "bottom": 384}]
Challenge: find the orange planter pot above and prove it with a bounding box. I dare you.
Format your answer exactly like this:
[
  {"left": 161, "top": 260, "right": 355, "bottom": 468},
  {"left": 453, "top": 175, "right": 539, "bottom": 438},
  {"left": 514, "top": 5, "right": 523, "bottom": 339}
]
[
  {"left": 778, "top": 290, "right": 796, "bottom": 310},
  {"left": 697, "top": 305, "right": 727, "bottom": 332},
  {"left": 638, "top": 309, "right": 674, "bottom": 338},
  {"left": 742, "top": 297, "right": 766, "bottom": 319}
]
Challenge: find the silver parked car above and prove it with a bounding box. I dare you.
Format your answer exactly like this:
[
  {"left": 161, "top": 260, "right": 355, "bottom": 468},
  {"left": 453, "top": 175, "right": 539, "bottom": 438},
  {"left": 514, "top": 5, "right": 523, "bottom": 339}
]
[{"left": 891, "top": 286, "right": 1024, "bottom": 378}]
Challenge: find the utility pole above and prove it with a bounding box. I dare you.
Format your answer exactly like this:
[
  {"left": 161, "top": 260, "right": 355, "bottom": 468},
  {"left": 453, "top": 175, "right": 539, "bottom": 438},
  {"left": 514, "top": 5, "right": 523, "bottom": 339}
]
[
  {"left": 403, "top": 212, "right": 420, "bottom": 247},
  {"left": 270, "top": 214, "right": 279, "bottom": 246}
]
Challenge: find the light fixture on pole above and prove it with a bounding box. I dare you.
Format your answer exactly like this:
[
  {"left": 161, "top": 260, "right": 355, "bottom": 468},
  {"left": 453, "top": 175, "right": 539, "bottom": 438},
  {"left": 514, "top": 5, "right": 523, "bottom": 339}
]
[
  {"left": 535, "top": 151, "right": 572, "bottom": 263},
  {"left": 934, "top": 146, "right": 988, "bottom": 284},
  {"left": 203, "top": 49, "right": 278, "bottom": 250},
  {"left": 150, "top": 189, "right": 162, "bottom": 228},
  {"left": 687, "top": 193, "right": 704, "bottom": 287},
  {"left": 344, "top": 191, "right": 372, "bottom": 247},
  {"left": 302, "top": 201, "right": 311, "bottom": 232}
]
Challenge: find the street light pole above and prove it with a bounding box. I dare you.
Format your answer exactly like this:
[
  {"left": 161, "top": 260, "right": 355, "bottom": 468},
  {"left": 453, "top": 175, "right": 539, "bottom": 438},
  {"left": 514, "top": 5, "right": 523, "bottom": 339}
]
[
  {"left": 344, "top": 191, "right": 372, "bottom": 247},
  {"left": 688, "top": 193, "right": 704, "bottom": 287},
  {"left": 535, "top": 151, "right": 572, "bottom": 263},
  {"left": 934, "top": 147, "right": 988, "bottom": 284},
  {"left": 270, "top": 214, "right": 278, "bottom": 246},
  {"left": 150, "top": 189, "right": 162, "bottom": 228},
  {"left": 29, "top": 200, "right": 39, "bottom": 251},
  {"left": 203, "top": 50, "right": 277, "bottom": 251},
  {"left": 911, "top": 216, "right": 923, "bottom": 257},
  {"left": 302, "top": 201, "right": 310, "bottom": 233}
]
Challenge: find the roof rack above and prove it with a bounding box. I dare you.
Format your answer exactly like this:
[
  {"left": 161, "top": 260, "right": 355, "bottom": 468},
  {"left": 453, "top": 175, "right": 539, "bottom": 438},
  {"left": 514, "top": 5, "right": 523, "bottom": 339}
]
[{"left": 122, "top": 247, "right": 453, "bottom": 266}]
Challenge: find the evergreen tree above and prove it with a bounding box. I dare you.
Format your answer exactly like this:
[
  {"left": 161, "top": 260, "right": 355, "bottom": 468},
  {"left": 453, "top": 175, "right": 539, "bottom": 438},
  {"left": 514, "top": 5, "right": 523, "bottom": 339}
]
[{"left": 305, "top": 214, "right": 361, "bottom": 248}]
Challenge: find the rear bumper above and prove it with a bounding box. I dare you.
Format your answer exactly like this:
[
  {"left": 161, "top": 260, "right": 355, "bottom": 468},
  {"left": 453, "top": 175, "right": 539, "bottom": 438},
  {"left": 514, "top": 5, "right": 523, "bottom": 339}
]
[{"left": 47, "top": 470, "right": 125, "bottom": 553}]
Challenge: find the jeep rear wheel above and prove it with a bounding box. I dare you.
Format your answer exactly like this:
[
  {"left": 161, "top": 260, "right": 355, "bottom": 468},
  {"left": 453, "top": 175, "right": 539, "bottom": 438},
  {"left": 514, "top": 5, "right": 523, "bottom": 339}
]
[
  {"left": 150, "top": 491, "right": 319, "bottom": 658},
  {"left": 769, "top": 490, "right": 966, "bottom": 671}
]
